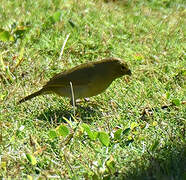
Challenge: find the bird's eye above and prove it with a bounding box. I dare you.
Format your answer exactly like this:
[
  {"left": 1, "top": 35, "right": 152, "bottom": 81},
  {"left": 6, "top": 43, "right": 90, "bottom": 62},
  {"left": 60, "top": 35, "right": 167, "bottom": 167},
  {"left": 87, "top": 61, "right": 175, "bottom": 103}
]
[{"left": 121, "top": 66, "right": 125, "bottom": 70}]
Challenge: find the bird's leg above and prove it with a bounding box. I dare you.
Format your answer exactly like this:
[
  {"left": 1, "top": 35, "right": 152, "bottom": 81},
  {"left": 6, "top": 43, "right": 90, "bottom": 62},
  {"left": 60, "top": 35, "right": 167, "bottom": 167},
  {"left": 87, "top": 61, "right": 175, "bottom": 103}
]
[
  {"left": 70, "top": 98, "right": 76, "bottom": 116},
  {"left": 70, "top": 99, "right": 76, "bottom": 106}
]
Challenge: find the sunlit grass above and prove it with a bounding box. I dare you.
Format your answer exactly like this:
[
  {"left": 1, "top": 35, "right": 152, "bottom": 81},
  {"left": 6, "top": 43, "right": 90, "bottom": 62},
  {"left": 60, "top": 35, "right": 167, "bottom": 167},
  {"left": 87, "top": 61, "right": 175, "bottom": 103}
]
[{"left": 0, "top": 0, "right": 185, "bottom": 179}]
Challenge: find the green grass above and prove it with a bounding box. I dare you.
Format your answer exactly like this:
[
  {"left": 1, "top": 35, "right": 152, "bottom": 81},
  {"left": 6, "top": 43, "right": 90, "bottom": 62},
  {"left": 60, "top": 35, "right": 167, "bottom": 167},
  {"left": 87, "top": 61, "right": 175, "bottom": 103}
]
[{"left": 0, "top": 0, "right": 185, "bottom": 179}]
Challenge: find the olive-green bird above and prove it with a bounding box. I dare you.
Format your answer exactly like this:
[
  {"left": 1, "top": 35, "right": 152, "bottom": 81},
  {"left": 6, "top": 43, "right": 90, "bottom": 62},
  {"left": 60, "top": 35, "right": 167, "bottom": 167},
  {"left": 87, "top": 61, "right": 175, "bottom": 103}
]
[{"left": 18, "top": 58, "right": 131, "bottom": 104}]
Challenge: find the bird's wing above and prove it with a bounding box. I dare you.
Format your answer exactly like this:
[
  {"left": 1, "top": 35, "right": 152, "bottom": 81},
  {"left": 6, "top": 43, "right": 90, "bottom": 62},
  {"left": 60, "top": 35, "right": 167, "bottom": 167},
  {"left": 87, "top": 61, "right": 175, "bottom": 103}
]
[{"left": 45, "top": 63, "right": 96, "bottom": 88}]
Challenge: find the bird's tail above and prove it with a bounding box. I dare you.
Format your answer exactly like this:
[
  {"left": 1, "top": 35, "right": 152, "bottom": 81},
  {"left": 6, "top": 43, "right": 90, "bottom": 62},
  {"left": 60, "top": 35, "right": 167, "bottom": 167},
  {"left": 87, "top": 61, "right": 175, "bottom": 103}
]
[{"left": 18, "top": 89, "right": 45, "bottom": 104}]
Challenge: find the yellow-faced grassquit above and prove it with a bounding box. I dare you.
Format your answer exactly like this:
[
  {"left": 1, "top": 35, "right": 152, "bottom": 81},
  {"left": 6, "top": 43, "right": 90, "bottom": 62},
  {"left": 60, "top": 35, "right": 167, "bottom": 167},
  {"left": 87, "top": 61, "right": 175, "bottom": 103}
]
[{"left": 18, "top": 57, "right": 131, "bottom": 104}]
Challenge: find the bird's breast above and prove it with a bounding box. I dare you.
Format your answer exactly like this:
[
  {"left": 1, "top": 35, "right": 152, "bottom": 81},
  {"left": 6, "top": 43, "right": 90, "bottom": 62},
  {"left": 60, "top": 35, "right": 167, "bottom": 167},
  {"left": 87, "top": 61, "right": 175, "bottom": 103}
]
[{"left": 53, "top": 78, "right": 113, "bottom": 99}]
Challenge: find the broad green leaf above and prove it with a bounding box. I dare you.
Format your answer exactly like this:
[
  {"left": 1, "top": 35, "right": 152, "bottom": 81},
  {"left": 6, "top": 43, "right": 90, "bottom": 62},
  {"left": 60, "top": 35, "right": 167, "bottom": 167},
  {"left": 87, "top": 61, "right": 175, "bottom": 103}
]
[
  {"left": 98, "top": 132, "right": 110, "bottom": 146},
  {"left": 114, "top": 128, "right": 122, "bottom": 140},
  {"left": 166, "top": 92, "right": 170, "bottom": 99},
  {"left": 48, "top": 130, "right": 57, "bottom": 139},
  {"left": 91, "top": 131, "right": 99, "bottom": 140},
  {"left": 172, "top": 99, "right": 180, "bottom": 106},
  {"left": 52, "top": 11, "right": 62, "bottom": 22},
  {"left": 106, "top": 156, "right": 116, "bottom": 174},
  {"left": 26, "top": 153, "right": 37, "bottom": 165},
  {"left": 82, "top": 123, "right": 96, "bottom": 140},
  {"left": 130, "top": 122, "right": 138, "bottom": 130},
  {"left": 47, "top": 11, "right": 63, "bottom": 25},
  {"left": 27, "top": 175, "right": 33, "bottom": 180},
  {"left": 57, "top": 125, "right": 69, "bottom": 137},
  {"left": 182, "top": 69, "right": 186, "bottom": 76},
  {"left": 82, "top": 123, "right": 91, "bottom": 133},
  {"left": 152, "top": 121, "right": 158, "bottom": 126},
  {"left": 0, "top": 162, "right": 6, "bottom": 170},
  {"left": 0, "top": 30, "right": 11, "bottom": 42}
]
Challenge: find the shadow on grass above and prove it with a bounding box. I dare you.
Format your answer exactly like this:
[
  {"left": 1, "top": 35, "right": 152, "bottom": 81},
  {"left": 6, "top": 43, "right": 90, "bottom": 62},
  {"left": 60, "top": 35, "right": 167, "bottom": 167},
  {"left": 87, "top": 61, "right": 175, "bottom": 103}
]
[
  {"left": 37, "top": 103, "right": 102, "bottom": 125},
  {"left": 109, "top": 144, "right": 186, "bottom": 180}
]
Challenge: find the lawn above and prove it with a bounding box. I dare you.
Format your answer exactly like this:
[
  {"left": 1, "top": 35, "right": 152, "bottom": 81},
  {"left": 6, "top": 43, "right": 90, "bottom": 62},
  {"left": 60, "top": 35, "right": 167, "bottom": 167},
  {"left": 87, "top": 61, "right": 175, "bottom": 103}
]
[{"left": 0, "top": 0, "right": 185, "bottom": 179}]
